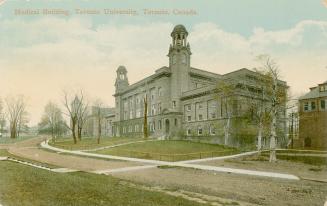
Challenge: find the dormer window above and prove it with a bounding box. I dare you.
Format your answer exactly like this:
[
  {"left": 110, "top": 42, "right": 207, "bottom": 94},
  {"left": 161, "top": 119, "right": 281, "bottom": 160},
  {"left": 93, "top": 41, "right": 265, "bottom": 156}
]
[
  {"left": 120, "top": 74, "right": 125, "bottom": 80},
  {"left": 320, "top": 84, "right": 327, "bottom": 92}
]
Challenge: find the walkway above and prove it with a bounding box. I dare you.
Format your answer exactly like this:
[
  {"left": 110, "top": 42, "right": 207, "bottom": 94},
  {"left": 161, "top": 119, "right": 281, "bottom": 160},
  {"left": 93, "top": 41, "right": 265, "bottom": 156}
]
[{"left": 41, "top": 140, "right": 300, "bottom": 180}]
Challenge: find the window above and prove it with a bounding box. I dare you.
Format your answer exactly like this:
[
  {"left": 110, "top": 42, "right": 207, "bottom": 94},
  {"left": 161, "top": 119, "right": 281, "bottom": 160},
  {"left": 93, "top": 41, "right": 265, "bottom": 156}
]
[
  {"left": 150, "top": 88, "right": 155, "bottom": 101},
  {"left": 123, "top": 127, "right": 126, "bottom": 134},
  {"left": 120, "top": 74, "right": 125, "bottom": 80},
  {"left": 158, "top": 103, "right": 162, "bottom": 114},
  {"left": 151, "top": 104, "right": 156, "bottom": 116},
  {"left": 158, "top": 87, "right": 162, "bottom": 97},
  {"left": 128, "top": 125, "right": 132, "bottom": 132},
  {"left": 304, "top": 102, "right": 309, "bottom": 111},
  {"left": 136, "top": 108, "right": 141, "bottom": 118},
  {"left": 198, "top": 128, "right": 203, "bottom": 136},
  {"left": 174, "top": 118, "right": 178, "bottom": 126},
  {"left": 198, "top": 114, "right": 203, "bottom": 121},
  {"left": 172, "top": 101, "right": 176, "bottom": 108},
  {"left": 187, "top": 129, "right": 191, "bottom": 136},
  {"left": 158, "top": 120, "right": 162, "bottom": 130},
  {"left": 311, "top": 101, "right": 316, "bottom": 110},
  {"left": 198, "top": 103, "right": 203, "bottom": 109},
  {"left": 211, "top": 113, "right": 216, "bottom": 119},
  {"left": 150, "top": 122, "right": 156, "bottom": 132},
  {"left": 124, "top": 111, "right": 128, "bottom": 120},
  {"left": 186, "top": 104, "right": 191, "bottom": 111},
  {"left": 129, "top": 110, "right": 133, "bottom": 119},
  {"left": 135, "top": 124, "right": 139, "bottom": 132},
  {"left": 209, "top": 126, "right": 216, "bottom": 135},
  {"left": 321, "top": 99, "right": 326, "bottom": 110},
  {"left": 320, "top": 86, "right": 324, "bottom": 92},
  {"left": 187, "top": 116, "right": 191, "bottom": 122}
]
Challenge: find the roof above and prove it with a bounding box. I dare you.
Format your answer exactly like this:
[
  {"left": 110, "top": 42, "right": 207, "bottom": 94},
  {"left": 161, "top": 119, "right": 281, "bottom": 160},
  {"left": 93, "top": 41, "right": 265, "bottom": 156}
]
[
  {"left": 171, "top": 24, "right": 188, "bottom": 36},
  {"left": 299, "top": 82, "right": 327, "bottom": 100}
]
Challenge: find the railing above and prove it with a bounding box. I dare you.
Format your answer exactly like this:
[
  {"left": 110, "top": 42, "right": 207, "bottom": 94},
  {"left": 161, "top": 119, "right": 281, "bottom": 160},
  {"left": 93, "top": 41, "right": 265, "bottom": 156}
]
[{"left": 108, "top": 149, "right": 237, "bottom": 162}]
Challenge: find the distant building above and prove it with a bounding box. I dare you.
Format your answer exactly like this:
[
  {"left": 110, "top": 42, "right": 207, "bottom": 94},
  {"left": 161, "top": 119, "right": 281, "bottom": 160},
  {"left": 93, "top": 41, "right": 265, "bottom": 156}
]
[
  {"left": 84, "top": 106, "right": 115, "bottom": 137},
  {"left": 298, "top": 81, "right": 327, "bottom": 149},
  {"left": 109, "top": 24, "right": 288, "bottom": 148}
]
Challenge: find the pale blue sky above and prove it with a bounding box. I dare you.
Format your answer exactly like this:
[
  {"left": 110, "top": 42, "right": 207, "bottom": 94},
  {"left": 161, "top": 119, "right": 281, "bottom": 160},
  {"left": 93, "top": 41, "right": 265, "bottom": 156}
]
[
  {"left": 0, "top": 0, "right": 327, "bottom": 125},
  {"left": 1, "top": 0, "right": 327, "bottom": 36}
]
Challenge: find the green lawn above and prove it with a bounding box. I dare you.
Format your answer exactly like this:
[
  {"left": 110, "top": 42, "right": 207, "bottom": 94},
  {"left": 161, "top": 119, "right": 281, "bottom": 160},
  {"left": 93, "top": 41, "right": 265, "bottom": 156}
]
[
  {"left": 0, "top": 149, "right": 58, "bottom": 169},
  {"left": 49, "top": 136, "right": 143, "bottom": 150},
  {"left": 0, "top": 136, "right": 36, "bottom": 144},
  {"left": 261, "top": 151, "right": 327, "bottom": 166},
  {"left": 94, "top": 140, "right": 238, "bottom": 161},
  {"left": 0, "top": 161, "right": 203, "bottom": 206}
]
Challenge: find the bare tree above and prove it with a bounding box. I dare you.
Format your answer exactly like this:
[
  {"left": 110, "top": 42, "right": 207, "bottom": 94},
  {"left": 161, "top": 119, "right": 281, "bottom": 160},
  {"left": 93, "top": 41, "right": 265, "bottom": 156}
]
[
  {"left": 93, "top": 99, "right": 105, "bottom": 144},
  {"left": 17, "top": 110, "right": 29, "bottom": 137},
  {"left": 0, "top": 98, "right": 6, "bottom": 135},
  {"left": 256, "top": 55, "right": 287, "bottom": 162},
  {"left": 63, "top": 91, "right": 80, "bottom": 144},
  {"left": 217, "top": 80, "right": 235, "bottom": 146},
  {"left": 77, "top": 97, "right": 89, "bottom": 141},
  {"left": 143, "top": 94, "right": 148, "bottom": 139},
  {"left": 5, "top": 95, "right": 27, "bottom": 139},
  {"left": 39, "top": 101, "right": 65, "bottom": 142}
]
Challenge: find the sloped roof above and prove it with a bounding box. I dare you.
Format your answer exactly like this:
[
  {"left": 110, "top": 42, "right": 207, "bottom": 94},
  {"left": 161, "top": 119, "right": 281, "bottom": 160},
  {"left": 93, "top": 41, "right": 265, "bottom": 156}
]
[{"left": 299, "top": 82, "right": 327, "bottom": 100}]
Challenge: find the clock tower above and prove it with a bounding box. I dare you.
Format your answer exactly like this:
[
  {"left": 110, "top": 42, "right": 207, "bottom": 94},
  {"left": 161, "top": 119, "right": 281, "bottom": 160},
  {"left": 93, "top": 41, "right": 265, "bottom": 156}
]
[{"left": 168, "top": 24, "right": 192, "bottom": 110}]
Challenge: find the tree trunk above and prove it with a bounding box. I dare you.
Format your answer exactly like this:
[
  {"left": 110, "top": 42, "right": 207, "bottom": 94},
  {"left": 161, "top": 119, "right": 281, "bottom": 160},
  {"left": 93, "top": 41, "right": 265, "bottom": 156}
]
[
  {"left": 269, "top": 113, "right": 277, "bottom": 162},
  {"left": 257, "top": 121, "right": 263, "bottom": 151},
  {"left": 97, "top": 118, "right": 101, "bottom": 144},
  {"left": 224, "top": 115, "right": 230, "bottom": 145},
  {"left": 72, "top": 121, "right": 77, "bottom": 144},
  {"left": 143, "top": 96, "right": 148, "bottom": 139},
  {"left": 78, "top": 127, "right": 82, "bottom": 141}
]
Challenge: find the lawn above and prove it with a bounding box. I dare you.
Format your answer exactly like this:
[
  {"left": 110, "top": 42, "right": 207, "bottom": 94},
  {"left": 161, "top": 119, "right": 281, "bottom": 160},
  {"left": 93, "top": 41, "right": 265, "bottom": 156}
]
[
  {"left": 49, "top": 136, "right": 143, "bottom": 150},
  {"left": 261, "top": 150, "right": 327, "bottom": 166},
  {"left": 0, "top": 149, "right": 58, "bottom": 169},
  {"left": 0, "top": 161, "right": 203, "bottom": 206},
  {"left": 94, "top": 140, "right": 238, "bottom": 161},
  {"left": 0, "top": 136, "right": 36, "bottom": 144}
]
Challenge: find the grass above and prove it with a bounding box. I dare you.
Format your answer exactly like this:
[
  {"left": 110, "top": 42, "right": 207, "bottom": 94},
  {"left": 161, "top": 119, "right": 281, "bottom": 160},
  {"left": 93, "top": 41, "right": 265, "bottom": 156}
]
[
  {"left": 94, "top": 140, "right": 238, "bottom": 162},
  {"left": 0, "top": 135, "right": 36, "bottom": 144},
  {"left": 0, "top": 161, "right": 204, "bottom": 206},
  {"left": 0, "top": 149, "right": 58, "bottom": 169},
  {"left": 260, "top": 151, "right": 327, "bottom": 166},
  {"left": 49, "top": 136, "right": 144, "bottom": 150}
]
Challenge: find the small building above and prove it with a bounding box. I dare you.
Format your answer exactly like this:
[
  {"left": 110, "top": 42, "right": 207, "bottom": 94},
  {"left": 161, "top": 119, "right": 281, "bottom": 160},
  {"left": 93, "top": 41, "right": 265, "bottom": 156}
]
[{"left": 298, "top": 81, "right": 327, "bottom": 149}]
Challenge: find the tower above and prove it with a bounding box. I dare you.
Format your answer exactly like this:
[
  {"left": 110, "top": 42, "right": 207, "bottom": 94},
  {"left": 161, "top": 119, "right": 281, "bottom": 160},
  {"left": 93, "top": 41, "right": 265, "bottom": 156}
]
[
  {"left": 115, "top": 65, "right": 129, "bottom": 93},
  {"left": 168, "top": 24, "right": 192, "bottom": 110}
]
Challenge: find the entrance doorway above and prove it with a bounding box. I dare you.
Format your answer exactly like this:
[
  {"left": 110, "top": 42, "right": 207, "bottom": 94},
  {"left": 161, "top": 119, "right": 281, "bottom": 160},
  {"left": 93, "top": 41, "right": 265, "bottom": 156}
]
[{"left": 165, "top": 119, "right": 170, "bottom": 136}]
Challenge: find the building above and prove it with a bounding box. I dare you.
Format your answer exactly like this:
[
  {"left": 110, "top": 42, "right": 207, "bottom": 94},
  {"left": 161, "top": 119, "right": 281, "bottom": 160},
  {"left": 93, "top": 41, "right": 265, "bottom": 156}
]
[
  {"left": 298, "top": 81, "right": 327, "bottom": 149},
  {"left": 110, "top": 24, "right": 287, "bottom": 147}
]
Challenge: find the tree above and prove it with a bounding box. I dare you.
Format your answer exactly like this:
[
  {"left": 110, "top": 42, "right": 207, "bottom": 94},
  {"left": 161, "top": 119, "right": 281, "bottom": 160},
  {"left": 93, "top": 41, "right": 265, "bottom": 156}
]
[
  {"left": 39, "top": 101, "right": 66, "bottom": 142},
  {"left": 93, "top": 99, "right": 105, "bottom": 144},
  {"left": 256, "top": 55, "right": 287, "bottom": 162},
  {"left": 217, "top": 80, "right": 235, "bottom": 146},
  {"left": 77, "top": 97, "right": 89, "bottom": 141},
  {"left": 5, "top": 95, "right": 27, "bottom": 139},
  {"left": 0, "top": 98, "right": 6, "bottom": 135},
  {"left": 143, "top": 94, "right": 148, "bottom": 139}
]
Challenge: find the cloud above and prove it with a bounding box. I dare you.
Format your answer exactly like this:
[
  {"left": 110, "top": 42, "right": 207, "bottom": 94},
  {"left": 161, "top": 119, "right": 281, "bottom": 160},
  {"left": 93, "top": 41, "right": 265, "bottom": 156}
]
[{"left": 0, "top": 17, "right": 326, "bottom": 125}]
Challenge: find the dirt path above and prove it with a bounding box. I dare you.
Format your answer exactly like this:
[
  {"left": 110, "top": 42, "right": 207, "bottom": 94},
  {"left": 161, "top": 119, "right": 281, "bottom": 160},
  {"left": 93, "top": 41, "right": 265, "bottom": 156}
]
[
  {"left": 196, "top": 155, "right": 327, "bottom": 181},
  {"left": 113, "top": 167, "right": 327, "bottom": 206},
  {"left": 6, "top": 137, "right": 142, "bottom": 172}
]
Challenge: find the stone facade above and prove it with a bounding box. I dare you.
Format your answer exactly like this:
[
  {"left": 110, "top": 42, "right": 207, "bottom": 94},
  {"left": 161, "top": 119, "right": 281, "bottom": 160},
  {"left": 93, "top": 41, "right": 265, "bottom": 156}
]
[
  {"left": 298, "top": 81, "right": 327, "bottom": 149},
  {"left": 110, "top": 24, "right": 287, "bottom": 147}
]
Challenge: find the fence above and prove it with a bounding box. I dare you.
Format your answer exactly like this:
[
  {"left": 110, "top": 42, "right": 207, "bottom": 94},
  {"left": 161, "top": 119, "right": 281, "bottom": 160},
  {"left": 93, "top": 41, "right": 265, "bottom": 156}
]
[{"left": 108, "top": 149, "right": 237, "bottom": 162}]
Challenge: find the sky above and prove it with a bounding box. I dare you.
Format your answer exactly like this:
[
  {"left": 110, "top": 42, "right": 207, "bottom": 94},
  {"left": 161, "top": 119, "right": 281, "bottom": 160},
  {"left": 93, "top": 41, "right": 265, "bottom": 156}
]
[{"left": 0, "top": 0, "right": 327, "bottom": 125}]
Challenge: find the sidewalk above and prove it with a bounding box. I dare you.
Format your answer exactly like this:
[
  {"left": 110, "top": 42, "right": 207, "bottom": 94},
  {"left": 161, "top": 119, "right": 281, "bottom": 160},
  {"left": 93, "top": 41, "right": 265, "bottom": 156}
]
[{"left": 41, "top": 140, "right": 300, "bottom": 180}]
